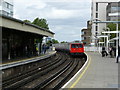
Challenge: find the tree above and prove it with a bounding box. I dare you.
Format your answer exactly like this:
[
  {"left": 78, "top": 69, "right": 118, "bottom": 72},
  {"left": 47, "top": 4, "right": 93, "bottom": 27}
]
[
  {"left": 32, "top": 18, "right": 49, "bottom": 30},
  {"left": 46, "top": 39, "right": 59, "bottom": 45},
  {"left": 51, "top": 39, "right": 59, "bottom": 44},
  {"left": 107, "top": 23, "right": 120, "bottom": 39},
  {"left": 23, "top": 20, "right": 31, "bottom": 23},
  {"left": 61, "top": 41, "right": 67, "bottom": 43},
  {"left": 46, "top": 40, "right": 52, "bottom": 46}
]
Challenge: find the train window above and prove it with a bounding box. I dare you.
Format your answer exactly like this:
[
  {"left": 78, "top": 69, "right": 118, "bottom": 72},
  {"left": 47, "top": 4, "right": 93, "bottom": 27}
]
[
  {"left": 71, "top": 44, "right": 75, "bottom": 48},
  {"left": 79, "top": 44, "right": 83, "bottom": 48},
  {"left": 71, "top": 44, "right": 83, "bottom": 48}
]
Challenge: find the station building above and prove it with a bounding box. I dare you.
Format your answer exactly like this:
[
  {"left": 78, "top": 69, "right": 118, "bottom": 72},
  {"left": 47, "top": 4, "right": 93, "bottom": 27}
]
[{"left": 0, "top": 15, "right": 54, "bottom": 60}]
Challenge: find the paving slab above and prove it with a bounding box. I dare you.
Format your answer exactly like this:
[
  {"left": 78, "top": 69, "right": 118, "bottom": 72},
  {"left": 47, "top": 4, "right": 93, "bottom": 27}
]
[{"left": 63, "top": 52, "right": 119, "bottom": 88}]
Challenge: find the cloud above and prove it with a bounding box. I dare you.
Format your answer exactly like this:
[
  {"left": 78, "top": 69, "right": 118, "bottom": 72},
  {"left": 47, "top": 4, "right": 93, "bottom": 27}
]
[
  {"left": 14, "top": 0, "right": 91, "bottom": 42},
  {"left": 13, "top": 0, "right": 47, "bottom": 20},
  {"left": 50, "top": 25, "right": 82, "bottom": 42},
  {"left": 42, "top": 0, "right": 90, "bottom": 3},
  {"left": 45, "top": 8, "right": 81, "bottom": 19},
  {"left": 46, "top": 1, "right": 90, "bottom": 10}
]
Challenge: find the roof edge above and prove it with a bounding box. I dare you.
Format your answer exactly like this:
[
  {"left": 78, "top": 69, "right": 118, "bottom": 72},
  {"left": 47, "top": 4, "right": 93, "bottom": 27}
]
[{"left": 0, "top": 14, "right": 55, "bottom": 34}]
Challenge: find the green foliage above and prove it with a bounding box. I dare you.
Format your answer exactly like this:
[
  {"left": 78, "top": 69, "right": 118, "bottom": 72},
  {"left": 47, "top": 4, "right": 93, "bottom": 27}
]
[
  {"left": 46, "top": 40, "right": 52, "bottom": 45},
  {"left": 52, "top": 39, "right": 59, "bottom": 44},
  {"left": 107, "top": 23, "right": 120, "bottom": 39},
  {"left": 32, "top": 18, "right": 49, "bottom": 30},
  {"left": 23, "top": 20, "right": 31, "bottom": 23},
  {"left": 61, "top": 41, "right": 67, "bottom": 43},
  {"left": 46, "top": 39, "right": 59, "bottom": 45},
  {"left": 107, "top": 23, "right": 116, "bottom": 31},
  {"left": 51, "top": 39, "right": 59, "bottom": 44},
  {"left": 23, "top": 18, "right": 49, "bottom": 30},
  {"left": 35, "top": 38, "right": 43, "bottom": 43}
]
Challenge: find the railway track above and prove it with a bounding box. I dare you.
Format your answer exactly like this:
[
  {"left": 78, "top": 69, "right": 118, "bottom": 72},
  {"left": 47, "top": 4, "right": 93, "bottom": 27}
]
[
  {"left": 3, "top": 52, "right": 86, "bottom": 89},
  {"left": 41, "top": 56, "right": 86, "bottom": 89},
  {"left": 2, "top": 53, "right": 61, "bottom": 88}
]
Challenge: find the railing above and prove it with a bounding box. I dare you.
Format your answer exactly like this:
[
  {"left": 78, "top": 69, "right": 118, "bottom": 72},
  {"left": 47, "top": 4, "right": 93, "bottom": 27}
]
[{"left": 84, "top": 46, "right": 102, "bottom": 52}]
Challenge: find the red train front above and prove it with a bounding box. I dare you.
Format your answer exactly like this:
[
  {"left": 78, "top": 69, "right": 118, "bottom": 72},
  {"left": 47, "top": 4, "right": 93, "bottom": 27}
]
[{"left": 70, "top": 43, "right": 84, "bottom": 55}]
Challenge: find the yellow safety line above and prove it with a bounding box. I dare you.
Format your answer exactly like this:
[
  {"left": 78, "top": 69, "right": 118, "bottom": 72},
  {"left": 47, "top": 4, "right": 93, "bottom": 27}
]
[
  {"left": 2, "top": 52, "right": 54, "bottom": 65},
  {"left": 2, "top": 56, "right": 41, "bottom": 65},
  {"left": 70, "top": 54, "right": 91, "bottom": 88}
]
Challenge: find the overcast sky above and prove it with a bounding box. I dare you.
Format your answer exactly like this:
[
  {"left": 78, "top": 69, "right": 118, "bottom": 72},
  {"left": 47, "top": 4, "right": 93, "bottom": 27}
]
[{"left": 14, "top": 0, "right": 91, "bottom": 42}]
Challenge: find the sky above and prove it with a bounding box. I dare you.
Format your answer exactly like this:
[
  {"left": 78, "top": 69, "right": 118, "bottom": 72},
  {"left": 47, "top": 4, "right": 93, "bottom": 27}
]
[{"left": 14, "top": 0, "right": 91, "bottom": 42}]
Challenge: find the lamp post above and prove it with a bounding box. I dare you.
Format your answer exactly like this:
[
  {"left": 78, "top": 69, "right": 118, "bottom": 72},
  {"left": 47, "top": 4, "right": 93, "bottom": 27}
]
[
  {"left": 116, "top": 23, "right": 119, "bottom": 62},
  {"left": 106, "top": 27, "right": 110, "bottom": 47}
]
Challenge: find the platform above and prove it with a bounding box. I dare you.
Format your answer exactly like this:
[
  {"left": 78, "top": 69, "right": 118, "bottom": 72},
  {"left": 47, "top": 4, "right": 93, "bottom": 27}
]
[
  {"left": 1, "top": 51, "right": 56, "bottom": 70},
  {"left": 62, "top": 52, "right": 119, "bottom": 88}
]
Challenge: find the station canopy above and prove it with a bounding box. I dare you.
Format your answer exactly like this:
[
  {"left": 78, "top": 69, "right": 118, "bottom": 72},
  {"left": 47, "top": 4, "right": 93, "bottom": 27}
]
[
  {"left": 109, "top": 37, "right": 119, "bottom": 42},
  {"left": 0, "top": 15, "right": 54, "bottom": 37}
]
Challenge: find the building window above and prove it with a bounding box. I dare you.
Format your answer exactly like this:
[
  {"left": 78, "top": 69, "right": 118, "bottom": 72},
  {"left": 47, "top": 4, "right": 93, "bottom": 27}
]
[
  {"left": 4, "top": 2, "right": 13, "bottom": 10},
  {"left": 96, "top": 26, "right": 98, "bottom": 31},
  {"left": 2, "top": 10, "right": 10, "bottom": 16},
  {"left": 7, "top": 3, "right": 9, "bottom": 8},
  {"left": 96, "top": 3, "right": 98, "bottom": 11},
  {"left": 10, "top": 11, "right": 13, "bottom": 16},
  {"left": 111, "top": 7, "right": 119, "bottom": 11},
  {"left": 96, "top": 32, "right": 98, "bottom": 35},
  {"left": 84, "top": 32, "right": 86, "bottom": 35},
  {"left": 2, "top": 10, "right": 7, "bottom": 15},
  {"left": 9, "top": 4, "right": 13, "bottom": 10},
  {"left": 96, "top": 13, "right": 98, "bottom": 18},
  {"left": 84, "top": 37, "right": 86, "bottom": 40},
  {"left": 4, "top": 2, "right": 9, "bottom": 8}
]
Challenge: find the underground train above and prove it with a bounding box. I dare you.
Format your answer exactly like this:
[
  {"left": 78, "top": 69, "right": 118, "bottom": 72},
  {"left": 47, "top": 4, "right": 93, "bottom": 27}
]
[{"left": 54, "top": 43, "right": 84, "bottom": 56}]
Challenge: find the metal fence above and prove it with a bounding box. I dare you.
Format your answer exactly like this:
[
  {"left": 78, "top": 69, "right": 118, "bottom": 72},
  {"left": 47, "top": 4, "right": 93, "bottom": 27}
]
[{"left": 84, "top": 46, "right": 102, "bottom": 52}]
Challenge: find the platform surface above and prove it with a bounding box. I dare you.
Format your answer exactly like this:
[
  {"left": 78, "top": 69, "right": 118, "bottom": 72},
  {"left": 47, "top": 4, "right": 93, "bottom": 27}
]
[
  {"left": 64, "top": 52, "right": 119, "bottom": 88},
  {"left": 1, "top": 51, "right": 56, "bottom": 70}
]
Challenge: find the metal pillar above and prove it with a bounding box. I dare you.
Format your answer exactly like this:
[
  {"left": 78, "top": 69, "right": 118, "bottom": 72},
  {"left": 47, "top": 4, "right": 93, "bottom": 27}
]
[
  {"left": 116, "top": 23, "right": 119, "bottom": 62},
  {"left": 106, "top": 36, "right": 108, "bottom": 53},
  {"left": 0, "top": 27, "right": 2, "bottom": 63},
  {"left": 104, "top": 33, "right": 106, "bottom": 47},
  {"left": 7, "top": 37, "right": 11, "bottom": 60}
]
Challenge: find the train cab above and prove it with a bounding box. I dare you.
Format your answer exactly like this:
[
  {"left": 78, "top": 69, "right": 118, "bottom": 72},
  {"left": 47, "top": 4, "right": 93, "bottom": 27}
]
[{"left": 70, "top": 43, "right": 84, "bottom": 55}]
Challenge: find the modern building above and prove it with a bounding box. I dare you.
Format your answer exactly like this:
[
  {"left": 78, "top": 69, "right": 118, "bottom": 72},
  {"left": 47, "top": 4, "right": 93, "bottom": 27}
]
[
  {"left": 91, "top": 0, "right": 119, "bottom": 45},
  {"left": 106, "top": 2, "right": 120, "bottom": 21},
  {"left": 0, "top": 0, "right": 13, "bottom": 17},
  {"left": 81, "top": 21, "right": 92, "bottom": 46}
]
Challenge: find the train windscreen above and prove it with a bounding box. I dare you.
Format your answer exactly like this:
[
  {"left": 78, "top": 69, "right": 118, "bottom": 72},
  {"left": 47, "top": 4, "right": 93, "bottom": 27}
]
[{"left": 71, "top": 44, "right": 83, "bottom": 48}]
